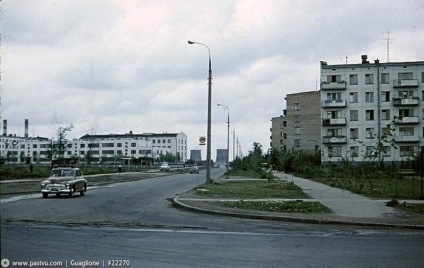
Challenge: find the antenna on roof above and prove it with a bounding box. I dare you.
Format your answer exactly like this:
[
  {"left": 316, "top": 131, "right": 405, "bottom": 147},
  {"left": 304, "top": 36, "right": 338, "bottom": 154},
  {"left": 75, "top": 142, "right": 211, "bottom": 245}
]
[{"left": 384, "top": 31, "right": 393, "bottom": 62}]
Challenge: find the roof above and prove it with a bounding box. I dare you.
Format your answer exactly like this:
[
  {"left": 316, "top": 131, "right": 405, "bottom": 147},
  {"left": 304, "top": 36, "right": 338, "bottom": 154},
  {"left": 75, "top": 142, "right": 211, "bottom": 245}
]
[{"left": 79, "top": 132, "right": 185, "bottom": 140}]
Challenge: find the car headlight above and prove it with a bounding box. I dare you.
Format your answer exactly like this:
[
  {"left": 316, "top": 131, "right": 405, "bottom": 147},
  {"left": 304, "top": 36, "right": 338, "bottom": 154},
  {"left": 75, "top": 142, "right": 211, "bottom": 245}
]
[
  {"left": 64, "top": 183, "right": 70, "bottom": 188},
  {"left": 41, "top": 182, "right": 46, "bottom": 187}
]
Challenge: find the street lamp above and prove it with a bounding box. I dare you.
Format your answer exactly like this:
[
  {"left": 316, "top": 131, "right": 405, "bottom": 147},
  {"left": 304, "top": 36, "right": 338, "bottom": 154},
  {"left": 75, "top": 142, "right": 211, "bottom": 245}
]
[
  {"left": 188, "top": 40, "right": 212, "bottom": 183},
  {"left": 217, "top": 103, "right": 230, "bottom": 175}
]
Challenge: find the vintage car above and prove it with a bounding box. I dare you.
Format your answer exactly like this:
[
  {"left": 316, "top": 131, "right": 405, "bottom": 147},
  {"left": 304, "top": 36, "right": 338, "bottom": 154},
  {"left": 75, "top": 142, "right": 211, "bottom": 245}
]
[
  {"left": 189, "top": 165, "right": 199, "bottom": 174},
  {"left": 160, "top": 162, "right": 170, "bottom": 171},
  {"left": 41, "top": 167, "right": 87, "bottom": 198}
]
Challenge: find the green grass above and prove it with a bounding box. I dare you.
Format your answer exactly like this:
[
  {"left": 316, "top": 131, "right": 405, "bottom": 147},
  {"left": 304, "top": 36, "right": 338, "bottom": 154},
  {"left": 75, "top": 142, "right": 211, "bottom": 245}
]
[
  {"left": 303, "top": 175, "right": 422, "bottom": 199},
  {"left": 224, "top": 200, "right": 330, "bottom": 213},
  {"left": 195, "top": 180, "right": 308, "bottom": 199},
  {"left": 398, "top": 203, "right": 424, "bottom": 215}
]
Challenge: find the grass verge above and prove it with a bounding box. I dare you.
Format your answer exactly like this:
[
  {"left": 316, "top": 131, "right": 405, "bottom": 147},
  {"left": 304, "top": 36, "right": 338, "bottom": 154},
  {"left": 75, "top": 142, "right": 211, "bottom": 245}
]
[
  {"left": 195, "top": 179, "right": 331, "bottom": 213},
  {"left": 224, "top": 200, "right": 330, "bottom": 213},
  {"left": 195, "top": 180, "right": 308, "bottom": 199}
]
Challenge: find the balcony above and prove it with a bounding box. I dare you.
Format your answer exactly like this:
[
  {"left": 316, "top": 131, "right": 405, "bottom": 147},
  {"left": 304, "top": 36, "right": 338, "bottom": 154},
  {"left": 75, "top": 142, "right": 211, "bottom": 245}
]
[
  {"left": 322, "top": 136, "right": 347, "bottom": 144},
  {"left": 322, "top": 100, "right": 347, "bottom": 108},
  {"left": 322, "top": 117, "right": 346, "bottom": 126},
  {"left": 393, "top": 97, "right": 420, "bottom": 106},
  {"left": 394, "top": 116, "right": 420, "bottom": 125},
  {"left": 394, "top": 135, "right": 420, "bottom": 143},
  {"left": 393, "top": 79, "right": 418, "bottom": 88},
  {"left": 321, "top": 81, "right": 346, "bottom": 90}
]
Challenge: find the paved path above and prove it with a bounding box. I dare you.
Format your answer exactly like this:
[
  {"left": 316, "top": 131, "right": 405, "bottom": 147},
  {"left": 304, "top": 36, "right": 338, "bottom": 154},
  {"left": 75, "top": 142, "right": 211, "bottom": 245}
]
[{"left": 274, "top": 172, "right": 400, "bottom": 218}]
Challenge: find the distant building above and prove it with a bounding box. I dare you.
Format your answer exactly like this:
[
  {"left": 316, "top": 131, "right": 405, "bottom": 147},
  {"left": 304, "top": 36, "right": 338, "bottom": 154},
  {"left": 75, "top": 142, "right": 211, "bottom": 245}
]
[
  {"left": 0, "top": 123, "right": 188, "bottom": 164},
  {"left": 320, "top": 56, "right": 424, "bottom": 164},
  {"left": 189, "top": 150, "right": 202, "bottom": 162},
  {"left": 215, "top": 149, "right": 228, "bottom": 167},
  {"left": 270, "top": 91, "right": 321, "bottom": 152}
]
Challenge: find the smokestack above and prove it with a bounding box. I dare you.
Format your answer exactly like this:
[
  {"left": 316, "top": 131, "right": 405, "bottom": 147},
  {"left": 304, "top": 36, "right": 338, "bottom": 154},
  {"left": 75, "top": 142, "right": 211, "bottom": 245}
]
[
  {"left": 25, "top": 119, "right": 29, "bottom": 138},
  {"left": 2, "top": 120, "right": 7, "bottom": 136}
]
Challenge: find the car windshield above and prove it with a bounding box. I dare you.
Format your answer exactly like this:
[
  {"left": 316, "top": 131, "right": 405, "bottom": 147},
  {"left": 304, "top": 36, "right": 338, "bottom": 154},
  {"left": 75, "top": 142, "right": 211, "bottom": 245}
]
[{"left": 51, "top": 169, "right": 75, "bottom": 177}]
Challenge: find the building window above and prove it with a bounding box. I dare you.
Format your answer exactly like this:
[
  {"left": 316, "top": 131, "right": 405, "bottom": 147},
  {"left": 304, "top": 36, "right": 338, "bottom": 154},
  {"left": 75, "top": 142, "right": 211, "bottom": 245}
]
[
  {"left": 381, "top": 73, "right": 390, "bottom": 84},
  {"left": 398, "top": 72, "right": 413, "bottom": 80},
  {"left": 102, "top": 143, "right": 115, "bottom": 148},
  {"left": 350, "top": 110, "right": 358, "bottom": 121},
  {"left": 283, "top": 133, "right": 287, "bottom": 139},
  {"left": 349, "top": 74, "right": 358, "bottom": 85},
  {"left": 329, "top": 146, "right": 342, "bottom": 157},
  {"left": 283, "top": 121, "right": 287, "bottom": 127},
  {"left": 365, "top": 146, "right": 374, "bottom": 157},
  {"left": 350, "top": 128, "right": 359, "bottom": 139},
  {"left": 382, "top": 109, "right": 391, "bottom": 120},
  {"left": 366, "top": 128, "right": 375, "bottom": 139},
  {"left": 382, "top": 146, "right": 391, "bottom": 157},
  {"left": 365, "top": 74, "right": 374, "bottom": 84},
  {"left": 365, "top": 92, "right": 374, "bottom": 103},
  {"left": 399, "top": 108, "right": 414, "bottom": 118},
  {"left": 294, "top": 115, "right": 300, "bottom": 123},
  {"left": 294, "top": 139, "right": 300, "bottom": 147},
  {"left": 350, "top": 146, "right": 359, "bottom": 157},
  {"left": 366, "top": 110, "right": 374, "bottom": 120},
  {"left": 399, "top": 127, "right": 414, "bottom": 136},
  {"left": 327, "top": 128, "right": 342, "bottom": 137},
  {"left": 349, "top": 92, "right": 358, "bottom": 103},
  {"left": 327, "top": 92, "right": 341, "bottom": 101},
  {"left": 294, "top": 127, "right": 301, "bottom": 135},
  {"left": 382, "top": 91, "right": 390, "bottom": 102},
  {"left": 327, "top": 75, "right": 341, "bottom": 82},
  {"left": 400, "top": 146, "right": 414, "bottom": 157},
  {"left": 294, "top": 103, "right": 300, "bottom": 111}
]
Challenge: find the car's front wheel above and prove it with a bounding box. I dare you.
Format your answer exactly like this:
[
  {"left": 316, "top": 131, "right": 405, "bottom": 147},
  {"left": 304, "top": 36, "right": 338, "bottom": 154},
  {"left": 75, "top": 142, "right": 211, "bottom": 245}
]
[
  {"left": 42, "top": 193, "right": 48, "bottom": 198},
  {"left": 80, "top": 184, "right": 87, "bottom": 196},
  {"left": 69, "top": 186, "right": 75, "bottom": 198}
]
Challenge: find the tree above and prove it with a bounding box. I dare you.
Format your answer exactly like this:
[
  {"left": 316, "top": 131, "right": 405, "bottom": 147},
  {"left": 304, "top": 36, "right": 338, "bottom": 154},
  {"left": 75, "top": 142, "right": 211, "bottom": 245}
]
[{"left": 51, "top": 114, "right": 74, "bottom": 161}]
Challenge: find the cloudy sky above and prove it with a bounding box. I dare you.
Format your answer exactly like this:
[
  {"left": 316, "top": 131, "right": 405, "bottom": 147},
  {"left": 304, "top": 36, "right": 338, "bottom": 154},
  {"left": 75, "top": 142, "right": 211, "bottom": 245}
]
[{"left": 1, "top": 0, "right": 423, "bottom": 160}]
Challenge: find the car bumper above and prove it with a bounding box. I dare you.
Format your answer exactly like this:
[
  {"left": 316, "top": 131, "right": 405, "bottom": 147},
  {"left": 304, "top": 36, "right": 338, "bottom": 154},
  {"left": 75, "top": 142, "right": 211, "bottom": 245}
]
[{"left": 41, "top": 185, "right": 71, "bottom": 194}]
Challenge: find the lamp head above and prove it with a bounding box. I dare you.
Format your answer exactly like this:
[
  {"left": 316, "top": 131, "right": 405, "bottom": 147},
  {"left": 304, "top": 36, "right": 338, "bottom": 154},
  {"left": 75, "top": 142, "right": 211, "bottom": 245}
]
[{"left": 188, "top": 40, "right": 195, "bottom": 44}]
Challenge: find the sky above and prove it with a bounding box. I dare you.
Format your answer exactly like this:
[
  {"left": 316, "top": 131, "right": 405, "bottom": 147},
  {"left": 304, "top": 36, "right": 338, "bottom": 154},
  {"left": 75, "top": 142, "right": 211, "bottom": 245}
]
[{"left": 1, "top": 0, "right": 424, "bottom": 160}]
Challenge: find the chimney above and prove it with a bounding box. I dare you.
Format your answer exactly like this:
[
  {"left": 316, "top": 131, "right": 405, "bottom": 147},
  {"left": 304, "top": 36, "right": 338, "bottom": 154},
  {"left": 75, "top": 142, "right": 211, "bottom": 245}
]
[
  {"left": 25, "top": 119, "right": 29, "bottom": 138},
  {"left": 361, "top": 55, "right": 369, "bottom": 64},
  {"left": 2, "top": 120, "right": 7, "bottom": 136}
]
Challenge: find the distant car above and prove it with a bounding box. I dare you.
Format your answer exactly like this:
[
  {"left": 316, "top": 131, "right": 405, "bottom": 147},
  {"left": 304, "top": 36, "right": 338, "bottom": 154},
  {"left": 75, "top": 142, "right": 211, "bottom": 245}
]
[
  {"left": 189, "top": 165, "right": 199, "bottom": 174},
  {"left": 160, "top": 163, "right": 170, "bottom": 171},
  {"left": 41, "top": 167, "right": 87, "bottom": 198}
]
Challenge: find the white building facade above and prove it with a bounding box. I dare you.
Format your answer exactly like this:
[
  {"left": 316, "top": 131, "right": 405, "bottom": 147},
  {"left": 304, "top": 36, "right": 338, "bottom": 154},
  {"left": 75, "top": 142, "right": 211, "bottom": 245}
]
[
  {"left": 0, "top": 131, "right": 188, "bottom": 165},
  {"left": 320, "top": 56, "right": 424, "bottom": 164}
]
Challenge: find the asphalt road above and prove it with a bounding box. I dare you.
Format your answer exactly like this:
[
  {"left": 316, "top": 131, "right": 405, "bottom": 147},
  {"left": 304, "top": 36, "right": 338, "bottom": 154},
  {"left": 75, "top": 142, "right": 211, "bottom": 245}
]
[{"left": 2, "top": 168, "right": 424, "bottom": 267}]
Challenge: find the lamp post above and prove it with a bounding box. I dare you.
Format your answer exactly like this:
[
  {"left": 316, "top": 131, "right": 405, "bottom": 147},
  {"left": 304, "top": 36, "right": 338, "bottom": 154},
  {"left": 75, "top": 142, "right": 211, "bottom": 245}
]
[
  {"left": 217, "top": 103, "right": 230, "bottom": 175},
  {"left": 188, "top": 40, "right": 212, "bottom": 183}
]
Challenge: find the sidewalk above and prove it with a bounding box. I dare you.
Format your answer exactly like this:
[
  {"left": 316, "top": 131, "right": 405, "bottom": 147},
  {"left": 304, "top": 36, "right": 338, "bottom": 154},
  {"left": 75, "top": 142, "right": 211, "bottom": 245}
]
[{"left": 173, "top": 172, "right": 424, "bottom": 229}]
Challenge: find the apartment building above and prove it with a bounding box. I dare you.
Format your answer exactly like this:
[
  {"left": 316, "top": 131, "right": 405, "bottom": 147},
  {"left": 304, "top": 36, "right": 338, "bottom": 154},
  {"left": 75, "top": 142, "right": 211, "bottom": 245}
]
[
  {"left": 271, "top": 91, "right": 321, "bottom": 152},
  {"left": 320, "top": 56, "right": 424, "bottom": 164},
  {"left": 1, "top": 127, "right": 188, "bottom": 164}
]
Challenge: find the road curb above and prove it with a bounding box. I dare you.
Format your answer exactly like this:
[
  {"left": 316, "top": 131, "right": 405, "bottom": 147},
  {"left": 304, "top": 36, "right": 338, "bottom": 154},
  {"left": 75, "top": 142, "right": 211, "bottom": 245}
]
[{"left": 172, "top": 195, "right": 424, "bottom": 230}]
